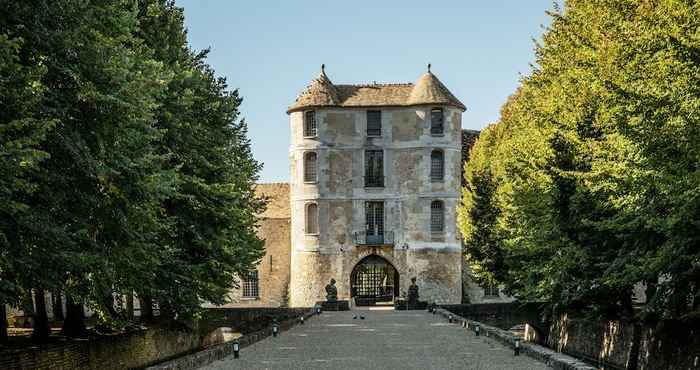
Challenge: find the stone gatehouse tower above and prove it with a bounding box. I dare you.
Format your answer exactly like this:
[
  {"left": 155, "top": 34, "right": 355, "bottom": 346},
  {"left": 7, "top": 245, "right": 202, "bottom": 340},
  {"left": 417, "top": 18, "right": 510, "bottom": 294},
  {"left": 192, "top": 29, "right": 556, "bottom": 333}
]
[{"left": 286, "top": 65, "right": 466, "bottom": 307}]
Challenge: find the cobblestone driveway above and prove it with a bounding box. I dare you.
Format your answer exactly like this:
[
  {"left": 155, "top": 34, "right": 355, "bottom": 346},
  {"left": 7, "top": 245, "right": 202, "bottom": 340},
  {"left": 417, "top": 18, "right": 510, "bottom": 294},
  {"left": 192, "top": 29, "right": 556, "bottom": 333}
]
[{"left": 203, "top": 309, "right": 551, "bottom": 370}]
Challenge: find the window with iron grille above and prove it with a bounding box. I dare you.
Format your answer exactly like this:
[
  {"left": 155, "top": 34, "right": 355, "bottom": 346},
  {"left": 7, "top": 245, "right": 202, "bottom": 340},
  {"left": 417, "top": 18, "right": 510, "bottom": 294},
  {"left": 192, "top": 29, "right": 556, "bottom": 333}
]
[
  {"left": 306, "top": 203, "right": 319, "bottom": 234},
  {"left": 430, "top": 150, "right": 444, "bottom": 182},
  {"left": 430, "top": 200, "right": 444, "bottom": 233},
  {"left": 304, "top": 152, "right": 317, "bottom": 182},
  {"left": 364, "top": 150, "right": 383, "bottom": 187},
  {"left": 304, "top": 110, "right": 317, "bottom": 137},
  {"left": 242, "top": 270, "right": 259, "bottom": 298},
  {"left": 365, "top": 201, "right": 384, "bottom": 244},
  {"left": 482, "top": 282, "right": 499, "bottom": 297},
  {"left": 366, "top": 110, "right": 381, "bottom": 137},
  {"left": 431, "top": 108, "right": 444, "bottom": 135}
]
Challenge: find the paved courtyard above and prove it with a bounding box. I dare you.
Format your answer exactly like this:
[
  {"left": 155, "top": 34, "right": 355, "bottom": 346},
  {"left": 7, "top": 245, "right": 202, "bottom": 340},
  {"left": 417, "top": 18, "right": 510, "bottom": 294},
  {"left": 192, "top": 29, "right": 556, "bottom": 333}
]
[{"left": 203, "top": 309, "right": 551, "bottom": 370}]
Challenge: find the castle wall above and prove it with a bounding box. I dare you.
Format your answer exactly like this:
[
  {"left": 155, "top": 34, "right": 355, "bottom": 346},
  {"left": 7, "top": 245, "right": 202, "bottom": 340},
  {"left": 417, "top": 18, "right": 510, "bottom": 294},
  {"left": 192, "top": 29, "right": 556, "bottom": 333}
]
[
  {"left": 289, "top": 106, "right": 463, "bottom": 306},
  {"left": 222, "top": 183, "right": 291, "bottom": 307}
]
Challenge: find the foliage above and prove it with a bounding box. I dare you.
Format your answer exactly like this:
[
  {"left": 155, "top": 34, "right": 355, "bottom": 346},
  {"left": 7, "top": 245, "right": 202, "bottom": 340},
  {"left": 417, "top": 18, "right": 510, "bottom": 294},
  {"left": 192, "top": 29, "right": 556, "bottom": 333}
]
[
  {"left": 0, "top": 0, "right": 263, "bottom": 339},
  {"left": 458, "top": 0, "right": 700, "bottom": 321}
]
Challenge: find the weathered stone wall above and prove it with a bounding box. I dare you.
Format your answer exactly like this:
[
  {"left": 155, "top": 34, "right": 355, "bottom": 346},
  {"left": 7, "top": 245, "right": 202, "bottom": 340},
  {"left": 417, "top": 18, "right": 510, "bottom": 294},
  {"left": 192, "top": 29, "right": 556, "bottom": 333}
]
[
  {"left": 0, "top": 326, "right": 201, "bottom": 370},
  {"left": 198, "top": 307, "right": 311, "bottom": 337},
  {"left": 289, "top": 106, "right": 464, "bottom": 306},
  {"left": 548, "top": 314, "right": 700, "bottom": 370},
  {"left": 218, "top": 184, "right": 291, "bottom": 308},
  {"left": 440, "top": 302, "right": 549, "bottom": 335}
]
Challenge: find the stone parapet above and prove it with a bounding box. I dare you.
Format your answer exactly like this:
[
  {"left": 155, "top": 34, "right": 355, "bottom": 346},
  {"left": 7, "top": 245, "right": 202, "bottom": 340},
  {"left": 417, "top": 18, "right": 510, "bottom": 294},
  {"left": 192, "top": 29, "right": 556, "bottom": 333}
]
[
  {"left": 434, "top": 308, "right": 597, "bottom": 370},
  {"left": 147, "top": 309, "right": 316, "bottom": 370}
]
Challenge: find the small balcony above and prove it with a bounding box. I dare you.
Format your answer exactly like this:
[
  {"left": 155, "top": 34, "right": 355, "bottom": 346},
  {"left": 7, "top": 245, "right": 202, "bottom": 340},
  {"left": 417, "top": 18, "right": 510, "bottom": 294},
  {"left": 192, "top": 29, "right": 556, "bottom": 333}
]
[
  {"left": 363, "top": 175, "right": 384, "bottom": 188},
  {"left": 353, "top": 230, "right": 394, "bottom": 246}
]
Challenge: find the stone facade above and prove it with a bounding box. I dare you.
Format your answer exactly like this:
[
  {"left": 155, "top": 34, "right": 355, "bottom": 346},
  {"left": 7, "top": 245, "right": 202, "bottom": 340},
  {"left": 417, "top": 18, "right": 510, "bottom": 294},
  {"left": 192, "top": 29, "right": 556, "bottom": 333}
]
[
  {"left": 288, "top": 106, "right": 464, "bottom": 306},
  {"left": 286, "top": 67, "right": 466, "bottom": 307},
  {"left": 221, "top": 183, "right": 291, "bottom": 307},
  {"left": 223, "top": 67, "right": 504, "bottom": 307}
]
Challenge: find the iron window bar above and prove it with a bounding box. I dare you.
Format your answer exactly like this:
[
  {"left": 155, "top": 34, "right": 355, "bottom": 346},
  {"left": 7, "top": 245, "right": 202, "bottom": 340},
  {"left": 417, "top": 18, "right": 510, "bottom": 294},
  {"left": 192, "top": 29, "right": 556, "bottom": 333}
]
[{"left": 353, "top": 230, "right": 395, "bottom": 246}]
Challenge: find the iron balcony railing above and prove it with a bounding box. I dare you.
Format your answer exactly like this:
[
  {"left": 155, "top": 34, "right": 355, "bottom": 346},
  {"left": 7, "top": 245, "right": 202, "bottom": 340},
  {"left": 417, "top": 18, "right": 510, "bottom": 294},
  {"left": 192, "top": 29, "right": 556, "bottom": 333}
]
[
  {"left": 353, "top": 230, "right": 395, "bottom": 246},
  {"left": 363, "top": 175, "right": 384, "bottom": 188}
]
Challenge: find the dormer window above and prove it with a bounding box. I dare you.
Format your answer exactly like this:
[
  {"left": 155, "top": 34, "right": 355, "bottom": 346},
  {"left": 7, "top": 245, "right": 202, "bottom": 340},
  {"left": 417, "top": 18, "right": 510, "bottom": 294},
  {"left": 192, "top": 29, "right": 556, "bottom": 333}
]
[
  {"left": 367, "top": 110, "right": 382, "bottom": 137},
  {"left": 304, "top": 110, "right": 317, "bottom": 137},
  {"left": 430, "top": 108, "right": 444, "bottom": 135}
]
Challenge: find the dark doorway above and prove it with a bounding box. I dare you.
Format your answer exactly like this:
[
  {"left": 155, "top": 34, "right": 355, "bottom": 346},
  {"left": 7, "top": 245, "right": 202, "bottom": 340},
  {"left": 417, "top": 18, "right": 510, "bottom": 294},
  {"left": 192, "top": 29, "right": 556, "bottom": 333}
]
[{"left": 351, "top": 255, "right": 399, "bottom": 306}]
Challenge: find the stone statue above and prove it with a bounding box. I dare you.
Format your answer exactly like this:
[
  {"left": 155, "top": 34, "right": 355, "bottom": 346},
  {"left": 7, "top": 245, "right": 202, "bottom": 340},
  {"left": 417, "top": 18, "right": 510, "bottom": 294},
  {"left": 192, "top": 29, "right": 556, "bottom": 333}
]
[
  {"left": 407, "top": 277, "right": 419, "bottom": 305},
  {"left": 325, "top": 278, "right": 338, "bottom": 302}
]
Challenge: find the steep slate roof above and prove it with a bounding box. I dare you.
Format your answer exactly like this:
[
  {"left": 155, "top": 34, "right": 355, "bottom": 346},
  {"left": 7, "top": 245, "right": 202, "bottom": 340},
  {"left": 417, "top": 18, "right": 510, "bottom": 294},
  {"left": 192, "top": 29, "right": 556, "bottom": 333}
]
[{"left": 287, "top": 66, "right": 465, "bottom": 113}]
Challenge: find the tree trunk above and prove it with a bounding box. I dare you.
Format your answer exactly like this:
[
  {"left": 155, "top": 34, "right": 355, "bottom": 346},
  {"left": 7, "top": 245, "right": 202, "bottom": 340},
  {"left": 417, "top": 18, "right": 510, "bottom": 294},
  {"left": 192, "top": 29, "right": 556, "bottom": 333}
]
[
  {"left": 139, "top": 296, "right": 154, "bottom": 323},
  {"left": 52, "top": 291, "right": 64, "bottom": 321},
  {"left": 159, "top": 300, "right": 175, "bottom": 321},
  {"left": 32, "top": 288, "right": 51, "bottom": 342},
  {"left": 626, "top": 322, "right": 642, "bottom": 370},
  {"left": 21, "top": 291, "right": 34, "bottom": 317},
  {"left": 101, "top": 288, "right": 119, "bottom": 319},
  {"left": 125, "top": 293, "right": 134, "bottom": 320},
  {"left": 0, "top": 304, "right": 8, "bottom": 344},
  {"left": 61, "top": 295, "right": 88, "bottom": 337}
]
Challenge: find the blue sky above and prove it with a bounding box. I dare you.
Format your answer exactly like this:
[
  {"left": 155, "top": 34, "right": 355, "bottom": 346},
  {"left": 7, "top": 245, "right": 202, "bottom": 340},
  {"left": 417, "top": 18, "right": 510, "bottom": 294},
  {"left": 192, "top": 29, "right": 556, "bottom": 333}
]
[{"left": 175, "top": 1, "right": 554, "bottom": 182}]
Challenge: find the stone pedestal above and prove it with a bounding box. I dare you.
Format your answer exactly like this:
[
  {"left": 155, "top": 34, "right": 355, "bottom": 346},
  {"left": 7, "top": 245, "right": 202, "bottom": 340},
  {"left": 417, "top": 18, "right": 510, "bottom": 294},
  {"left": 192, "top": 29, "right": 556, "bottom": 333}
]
[
  {"left": 394, "top": 299, "right": 428, "bottom": 310},
  {"left": 318, "top": 300, "right": 350, "bottom": 311}
]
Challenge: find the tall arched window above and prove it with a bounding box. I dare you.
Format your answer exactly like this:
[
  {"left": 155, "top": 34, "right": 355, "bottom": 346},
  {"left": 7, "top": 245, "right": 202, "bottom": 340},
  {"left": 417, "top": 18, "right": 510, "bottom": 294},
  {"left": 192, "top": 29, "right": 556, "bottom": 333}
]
[
  {"left": 430, "top": 200, "right": 444, "bottom": 233},
  {"left": 304, "top": 152, "right": 317, "bottom": 182},
  {"left": 306, "top": 203, "right": 319, "bottom": 234},
  {"left": 430, "top": 150, "right": 444, "bottom": 182}
]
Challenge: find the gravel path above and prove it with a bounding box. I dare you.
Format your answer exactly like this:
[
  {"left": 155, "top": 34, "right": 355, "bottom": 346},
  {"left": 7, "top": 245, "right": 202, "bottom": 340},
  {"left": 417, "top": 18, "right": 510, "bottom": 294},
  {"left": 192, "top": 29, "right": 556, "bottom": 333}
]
[{"left": 202, "top": 309, "right": 551, "bottom": 370}]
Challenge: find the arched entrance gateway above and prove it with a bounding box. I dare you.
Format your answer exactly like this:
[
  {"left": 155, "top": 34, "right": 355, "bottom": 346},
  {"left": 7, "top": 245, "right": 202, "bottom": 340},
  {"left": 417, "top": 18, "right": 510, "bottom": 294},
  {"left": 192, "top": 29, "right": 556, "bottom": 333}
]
[{"left": 350, "top": 255, "right": 399, "bottom": 306}]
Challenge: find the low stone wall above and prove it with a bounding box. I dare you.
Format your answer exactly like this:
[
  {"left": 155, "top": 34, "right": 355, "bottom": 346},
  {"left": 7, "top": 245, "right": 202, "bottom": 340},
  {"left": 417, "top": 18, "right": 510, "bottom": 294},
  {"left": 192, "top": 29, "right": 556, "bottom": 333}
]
[
  {"left": 440, "top": 302, "right": 549, "bottom": 338},
  {"left": 1, "top": 307, "right": 315, "bottom": 370},
  {"left": 198, "top": 307, "right": 311, "bottom": 337},
  {"left": 0, "top": 325, "right": 201, "bottom": 370},
  {"left": 148, "top": 309, "right": 315, "bottom": 370},
  {"left": 435, "top": 308, "right": 597, "bottom": 370},
  {"left": 549, "top": 313, "right": 700, "bottom": 370}
]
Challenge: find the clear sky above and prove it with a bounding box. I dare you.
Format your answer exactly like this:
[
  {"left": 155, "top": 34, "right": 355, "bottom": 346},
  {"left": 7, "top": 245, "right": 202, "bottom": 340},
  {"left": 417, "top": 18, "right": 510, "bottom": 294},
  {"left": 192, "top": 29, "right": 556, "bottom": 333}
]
[{"left": 175, "top": 1, "right": 554, "bottom": 182}]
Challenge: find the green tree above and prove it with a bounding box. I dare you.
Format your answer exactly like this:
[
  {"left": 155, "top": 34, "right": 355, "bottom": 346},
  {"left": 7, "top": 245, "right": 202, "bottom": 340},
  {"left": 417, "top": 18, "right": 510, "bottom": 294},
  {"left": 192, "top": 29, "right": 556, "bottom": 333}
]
[
  {"left": 459, "top": 0, "right": 700, "bottom": 321},
  {"left": 135, "top": 0, "right": 265, "bottom": 317}
]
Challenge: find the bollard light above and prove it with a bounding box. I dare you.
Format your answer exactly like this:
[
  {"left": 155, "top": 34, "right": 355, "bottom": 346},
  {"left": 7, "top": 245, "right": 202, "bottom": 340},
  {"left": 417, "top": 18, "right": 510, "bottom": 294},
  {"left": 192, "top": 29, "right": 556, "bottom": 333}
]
[
  {"left": 316, "top": 306, "right": 322, "bottom": 315},
  {"left": 475, "top": 324, "right": 480, "bottom": 336},
  {"left": 514, "top": 337, "right": 521, "bottom": 356},
  {"left": 448, "top": 314, "right": 453, "bottom": 323},
  {"left": 462, "top": 321, "right": 466, "bottom": 328},
  {"left": 233, "top": 340, "right": 240, "bottom": 359},
  {"left": 272, "top": 323, "right": 279, "bottom": 337},
  {"left": 300, "top": 316, "right": 305, "bottom": 325}
]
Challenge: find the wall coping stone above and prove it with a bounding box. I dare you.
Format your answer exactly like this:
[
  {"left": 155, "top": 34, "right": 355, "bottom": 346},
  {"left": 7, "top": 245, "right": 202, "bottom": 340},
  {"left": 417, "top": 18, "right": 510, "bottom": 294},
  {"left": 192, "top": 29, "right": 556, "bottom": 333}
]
[{"left": 435, "top": 308, "right": 597, "bottom": 370}]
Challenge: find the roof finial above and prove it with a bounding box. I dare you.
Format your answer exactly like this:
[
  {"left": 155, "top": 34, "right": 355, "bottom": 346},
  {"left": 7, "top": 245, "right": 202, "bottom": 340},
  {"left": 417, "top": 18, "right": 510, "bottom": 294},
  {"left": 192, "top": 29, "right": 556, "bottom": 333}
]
[
  {"left": 321, "top": 64, "right": 325, "bottom": 73},
  {"left": 427, "top": 63, "right": 431, "bottom": 73}
]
